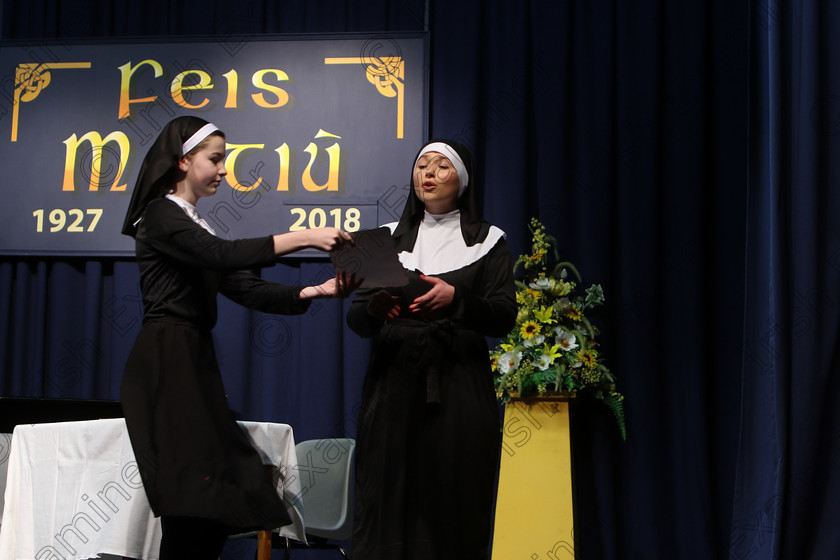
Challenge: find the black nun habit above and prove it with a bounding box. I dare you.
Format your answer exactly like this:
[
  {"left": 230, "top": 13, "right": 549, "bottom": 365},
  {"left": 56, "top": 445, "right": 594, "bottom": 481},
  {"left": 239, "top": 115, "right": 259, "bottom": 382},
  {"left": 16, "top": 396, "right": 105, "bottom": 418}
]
[
  {"left": 120, "top": 116, "right": 309, "bottom": 533},
  {"left": 347, "top": 140, "right": 518, "bottom": 559}
]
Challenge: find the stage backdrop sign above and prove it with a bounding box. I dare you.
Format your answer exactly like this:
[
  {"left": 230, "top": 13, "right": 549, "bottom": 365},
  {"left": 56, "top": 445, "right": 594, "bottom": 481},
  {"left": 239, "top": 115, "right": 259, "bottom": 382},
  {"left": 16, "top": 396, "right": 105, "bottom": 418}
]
[{"left": 0, "top": 34, "right": 427, "bottom": 256}]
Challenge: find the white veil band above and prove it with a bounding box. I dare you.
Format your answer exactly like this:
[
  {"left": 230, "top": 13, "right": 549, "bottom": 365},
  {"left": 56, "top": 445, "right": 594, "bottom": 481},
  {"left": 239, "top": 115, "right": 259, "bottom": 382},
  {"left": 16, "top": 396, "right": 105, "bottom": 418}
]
[
  {"left": 414, "top": 142, "right": 470, "bottom": 197},
  {"left": 182, "top": 123, "right": 220, "bottom": 155}
]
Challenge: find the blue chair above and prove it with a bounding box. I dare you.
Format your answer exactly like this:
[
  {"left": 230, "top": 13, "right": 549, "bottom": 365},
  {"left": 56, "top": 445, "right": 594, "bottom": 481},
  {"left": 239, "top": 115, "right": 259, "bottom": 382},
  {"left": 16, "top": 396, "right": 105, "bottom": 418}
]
[{"left": 255, "top": 438, "right": 356, "bottom": 560}]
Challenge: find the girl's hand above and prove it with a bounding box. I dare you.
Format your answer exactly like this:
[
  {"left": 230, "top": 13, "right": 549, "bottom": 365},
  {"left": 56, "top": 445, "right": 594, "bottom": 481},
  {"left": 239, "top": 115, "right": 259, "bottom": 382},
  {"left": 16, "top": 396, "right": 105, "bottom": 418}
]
[
  {"left": 409, "top": 275, "right": 454, "bottom": 314},
  {"left": 367, "top": 290, "right": 401, "bottom": 320},
  {"left": 299, "top": 271, "right": 362, "bottom": 299},
  {"left": 273, "top": 228, "right": 353, "bottom": 256},
  {"left": 306, "top": 227, "right": 354, "bottom": 251}
]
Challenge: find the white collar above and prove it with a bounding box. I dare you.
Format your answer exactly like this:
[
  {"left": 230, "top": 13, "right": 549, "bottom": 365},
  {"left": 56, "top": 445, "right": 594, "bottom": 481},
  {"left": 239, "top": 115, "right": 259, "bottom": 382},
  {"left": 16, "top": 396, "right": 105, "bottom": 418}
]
[
  {"left": 385, "top": 211, "right": 505, "bottom": 275},
  {"left": 423, "top": 209, "right": 461, "bottom": 225},
  {"left": 166, "top": 194, "right": 216, "bottom": 235}
]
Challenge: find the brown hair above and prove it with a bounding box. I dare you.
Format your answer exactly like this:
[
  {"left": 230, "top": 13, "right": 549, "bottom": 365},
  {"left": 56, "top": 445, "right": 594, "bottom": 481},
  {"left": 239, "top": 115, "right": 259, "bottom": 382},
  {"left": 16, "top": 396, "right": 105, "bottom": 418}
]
[{"left": 183, "top": 130, "right": 226, "bottom": 159}]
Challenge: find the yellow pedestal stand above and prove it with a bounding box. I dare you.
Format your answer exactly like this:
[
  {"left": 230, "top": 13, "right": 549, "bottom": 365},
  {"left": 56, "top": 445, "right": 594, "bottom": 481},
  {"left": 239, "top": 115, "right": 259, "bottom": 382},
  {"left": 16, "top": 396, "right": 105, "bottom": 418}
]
[{"left": 492, "top": 394, "right": 575, "bottom": 560}]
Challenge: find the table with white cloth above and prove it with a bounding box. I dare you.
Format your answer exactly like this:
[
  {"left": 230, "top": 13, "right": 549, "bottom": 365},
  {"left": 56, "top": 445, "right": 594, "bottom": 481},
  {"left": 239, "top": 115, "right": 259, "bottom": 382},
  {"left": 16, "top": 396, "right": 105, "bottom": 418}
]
[{"left": 0, "top": 418, "right": 305, "bottom": 560}]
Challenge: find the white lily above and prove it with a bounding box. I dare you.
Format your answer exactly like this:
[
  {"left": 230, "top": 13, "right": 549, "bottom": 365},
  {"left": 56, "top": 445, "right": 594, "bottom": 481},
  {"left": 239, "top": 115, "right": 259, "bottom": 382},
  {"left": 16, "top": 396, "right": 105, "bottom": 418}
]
[
  {"left": 499, "top": 351, "right": 523, "bottom": 374},
  {"left": 523, "top": 334, "right": 545, "bottom": 348},
  {"left": 555, "top": 330, "right": 578, "bottom": 351},
  {"left": 535, "top": 354, "right": 552, "bottom": 371},
  {"left": 528, "top": 277, "right": 552, "bottom": 290}
]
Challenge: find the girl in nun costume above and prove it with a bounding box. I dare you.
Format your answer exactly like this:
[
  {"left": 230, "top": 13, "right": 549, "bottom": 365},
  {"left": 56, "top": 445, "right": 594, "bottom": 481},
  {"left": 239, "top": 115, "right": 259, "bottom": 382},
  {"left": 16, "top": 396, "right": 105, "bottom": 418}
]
[
  {"left": 120, "top": 116, "right": 355, "bottom": 559},
  {"left": 347, "top": 140, "right": 517, "bottom": 559}
]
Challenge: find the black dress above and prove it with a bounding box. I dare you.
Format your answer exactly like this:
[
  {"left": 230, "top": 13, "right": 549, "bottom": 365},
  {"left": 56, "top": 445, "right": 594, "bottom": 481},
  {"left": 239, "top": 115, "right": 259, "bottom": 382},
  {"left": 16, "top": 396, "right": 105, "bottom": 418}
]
[
  {"left": 120, "top": 197, "right": 310, "bottom": 531},
  {"left": 347, "top": 237, "right": 516, "bottom": 560}
]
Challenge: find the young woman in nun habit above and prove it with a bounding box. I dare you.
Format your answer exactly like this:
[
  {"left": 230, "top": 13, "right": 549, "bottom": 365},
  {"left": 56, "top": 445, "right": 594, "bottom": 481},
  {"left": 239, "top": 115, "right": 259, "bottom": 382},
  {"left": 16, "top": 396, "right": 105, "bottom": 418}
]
[
  {"left": 120, "top": 116, "right": 357, "bottom": 560},
  {"left": 347, "top": 140, "right": 517, "bottom": 559}
]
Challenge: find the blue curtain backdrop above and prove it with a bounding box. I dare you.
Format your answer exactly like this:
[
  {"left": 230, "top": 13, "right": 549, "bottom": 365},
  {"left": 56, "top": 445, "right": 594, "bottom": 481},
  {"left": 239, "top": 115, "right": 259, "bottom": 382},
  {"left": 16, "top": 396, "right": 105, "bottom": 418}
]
[
  {"left": 0, "top": 1, "right": 837, "bottom": 559},
  {"left": 729, "top": 1, "right": 840, "bottom": 560}
]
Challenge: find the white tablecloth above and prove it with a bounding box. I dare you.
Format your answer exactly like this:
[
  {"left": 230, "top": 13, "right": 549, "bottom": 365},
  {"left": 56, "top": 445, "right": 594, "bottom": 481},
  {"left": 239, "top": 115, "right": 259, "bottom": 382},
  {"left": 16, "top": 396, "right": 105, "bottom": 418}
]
[{"left": 0, "top": 419, "right": 304, "bottom": 560}]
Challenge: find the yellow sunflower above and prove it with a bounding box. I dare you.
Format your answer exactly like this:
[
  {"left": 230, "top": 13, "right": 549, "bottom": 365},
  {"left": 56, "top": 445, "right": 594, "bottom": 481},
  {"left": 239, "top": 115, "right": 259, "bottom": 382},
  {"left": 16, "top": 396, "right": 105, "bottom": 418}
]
[
  {"left": 576, "top": 348, "right": 598, "bottom": 367},
  {"left": 566, "top": 306, "right": 582, "bottom": 321},
  {"left": 520, "top": 320, "right": 541, "bottom": 339}
]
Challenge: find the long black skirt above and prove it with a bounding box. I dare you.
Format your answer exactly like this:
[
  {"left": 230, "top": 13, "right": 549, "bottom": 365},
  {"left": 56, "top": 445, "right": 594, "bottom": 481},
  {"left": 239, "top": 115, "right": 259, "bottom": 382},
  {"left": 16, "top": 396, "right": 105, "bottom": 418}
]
[
  {"left": 120, "top": 319, "right": 290, "bottom": 531},
  {"left": 351, "top": 321, "right": 501, "bottom": 560}
]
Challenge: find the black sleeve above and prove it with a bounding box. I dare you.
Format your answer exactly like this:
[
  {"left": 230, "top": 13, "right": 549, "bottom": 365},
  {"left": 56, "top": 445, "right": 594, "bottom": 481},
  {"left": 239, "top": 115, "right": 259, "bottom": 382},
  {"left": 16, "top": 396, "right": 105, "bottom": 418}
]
[
  {"left": 449, "top": 238, "right": 517, "bottom": 338},
  {"left": 137, "top": 198, "right": 277, "bottom": 270},
  {"left": 346, "top": 287, "right": 389, "bottom": 338},
  {"left": 218, "top": 270, "right": 312, "bottom": 315}
]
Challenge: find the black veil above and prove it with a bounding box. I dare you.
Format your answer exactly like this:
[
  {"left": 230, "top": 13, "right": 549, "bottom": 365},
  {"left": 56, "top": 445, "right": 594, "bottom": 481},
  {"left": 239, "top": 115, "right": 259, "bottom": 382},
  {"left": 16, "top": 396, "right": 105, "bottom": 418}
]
[{"left": 121, "top": 116, "right": 214, "bottom": 237}]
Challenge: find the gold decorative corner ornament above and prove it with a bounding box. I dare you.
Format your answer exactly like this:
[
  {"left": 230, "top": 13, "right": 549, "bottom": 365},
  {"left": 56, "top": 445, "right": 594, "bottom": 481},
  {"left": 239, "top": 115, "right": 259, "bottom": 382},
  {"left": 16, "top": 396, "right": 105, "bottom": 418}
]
[
  {"left": 12, "top": 62, "right": 91, "bottom": 142},
  {"left": 324, "top": 56, "right": 405, "bottom": 139}
]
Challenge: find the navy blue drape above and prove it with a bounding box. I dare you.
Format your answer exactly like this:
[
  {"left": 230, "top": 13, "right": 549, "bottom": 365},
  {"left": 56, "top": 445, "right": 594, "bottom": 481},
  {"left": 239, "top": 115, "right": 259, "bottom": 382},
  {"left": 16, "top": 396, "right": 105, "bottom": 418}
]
[
  {"left": 1, "top": 1, "right": 838, "bottom": 559},
  {"left": 729, "top": 1, "right": 840, "bottom": 559}
]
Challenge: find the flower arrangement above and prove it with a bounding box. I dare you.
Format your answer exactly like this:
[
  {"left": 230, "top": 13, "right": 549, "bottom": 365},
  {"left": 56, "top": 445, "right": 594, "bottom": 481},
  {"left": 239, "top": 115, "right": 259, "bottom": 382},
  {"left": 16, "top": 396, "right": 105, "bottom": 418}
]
[{"left": 491, "top": 218, "right": 626, "bottom": 440}]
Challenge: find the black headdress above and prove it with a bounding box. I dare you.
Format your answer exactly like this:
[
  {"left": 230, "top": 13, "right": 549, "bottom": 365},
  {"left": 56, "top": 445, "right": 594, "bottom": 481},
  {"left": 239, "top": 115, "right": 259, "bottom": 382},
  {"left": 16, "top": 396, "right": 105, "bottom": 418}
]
[
  {"left": 121, "top": 116, "right": 219, "bottom": 237},
  {"left": 391, "top": 139, "right": 491, "bottom": 252}
]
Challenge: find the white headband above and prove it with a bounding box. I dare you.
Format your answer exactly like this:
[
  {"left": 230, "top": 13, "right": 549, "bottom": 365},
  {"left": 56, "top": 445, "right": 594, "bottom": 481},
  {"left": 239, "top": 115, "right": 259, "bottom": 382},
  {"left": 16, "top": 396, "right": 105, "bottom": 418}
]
[
  {"left": 182, "top": 123, "right": 220, "bottom": 155},
  {"left": 414, "top": 142, "right": 469, "bottom": 197}
]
